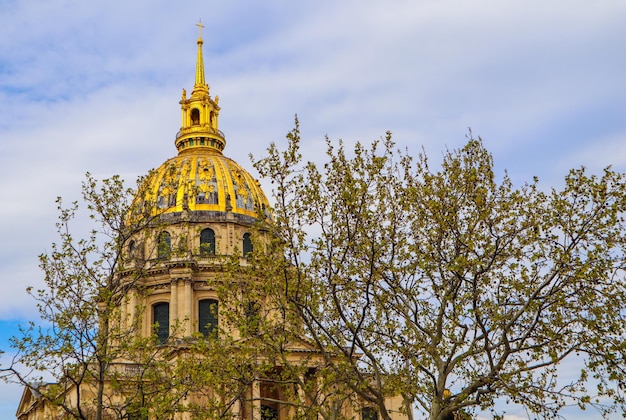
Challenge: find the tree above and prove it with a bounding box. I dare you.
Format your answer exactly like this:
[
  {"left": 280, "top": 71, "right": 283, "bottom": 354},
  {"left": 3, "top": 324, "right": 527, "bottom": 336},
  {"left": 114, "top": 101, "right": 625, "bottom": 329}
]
[
  {"left": 250, "top": 120, "right": 626, "bottom": 420},
  {"left": 219, "top": 243, "right": 369, "bottom": 420},
  {"left": 0, "top": 173, "right": 188, "bottom": 420},
  {"left": 1, "top": 170, "right": 336, "bottom": 420}
]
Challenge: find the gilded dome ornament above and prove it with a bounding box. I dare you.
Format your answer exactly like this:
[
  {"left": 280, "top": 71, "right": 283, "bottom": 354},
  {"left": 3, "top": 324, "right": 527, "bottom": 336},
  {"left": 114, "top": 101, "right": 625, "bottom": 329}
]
[{"left": 134, "top": 29, "right": 270, "bottom": 224}]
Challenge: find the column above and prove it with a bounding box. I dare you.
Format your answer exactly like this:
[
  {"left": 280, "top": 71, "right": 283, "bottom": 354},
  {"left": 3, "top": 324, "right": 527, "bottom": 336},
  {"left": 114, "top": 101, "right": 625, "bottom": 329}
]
[
  {"left": 252, "top": 380, "right": 261, "bottom": 420},
  {"left": 184, "top": 279, "right": 192, "bottom": 336},
  {"left": 170, "top": 279, "right": 178, "bottom": 337},
  {"left": 121, "top": 294, "right": 127, "bottom": 331},
  {"left": 297, "top": 374, "right": 307, "bottom": 418},
  {"left": 128, "top": 288, "right": 141, "bottom": 336},
  {"left": 231, "top": 397, "right": 241, "bottom": 419}
]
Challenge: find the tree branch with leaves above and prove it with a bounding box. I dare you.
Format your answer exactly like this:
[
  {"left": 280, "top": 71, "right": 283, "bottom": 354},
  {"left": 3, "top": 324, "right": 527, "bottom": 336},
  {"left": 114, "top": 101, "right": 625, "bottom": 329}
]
[{"left": 251, "top": 121, "right": 626, "bottom": 420}]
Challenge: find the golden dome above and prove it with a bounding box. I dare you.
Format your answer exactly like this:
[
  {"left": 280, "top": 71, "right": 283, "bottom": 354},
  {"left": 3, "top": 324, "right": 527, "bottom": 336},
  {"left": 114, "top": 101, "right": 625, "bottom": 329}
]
[
  {"left": 140, "top": 150, "right": 270, "bottom": 222},
  {"left": 134, "top": 23, "right": 270, "bottom": 224}
]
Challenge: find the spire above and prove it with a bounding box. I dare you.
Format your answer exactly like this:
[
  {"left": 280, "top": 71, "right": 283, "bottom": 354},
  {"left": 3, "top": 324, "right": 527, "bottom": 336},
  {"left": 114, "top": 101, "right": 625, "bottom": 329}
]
[
  {"left": 175, "top": 21, "right": 226, "bottom": 155},
  {"left": 195, "top": 20, "right": 206, "bottom": 87}
]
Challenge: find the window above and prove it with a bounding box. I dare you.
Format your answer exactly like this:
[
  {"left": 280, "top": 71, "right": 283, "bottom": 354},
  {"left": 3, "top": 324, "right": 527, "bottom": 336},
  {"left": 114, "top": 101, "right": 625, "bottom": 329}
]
[
  {"left": 198, "top": 299, "right": 218, "bottom": 337},
  {"left": 200, "top": 228, "right": 215, "bottom": 256},
  {"left": 157, "top": 231, "right": 171, "bottom": 259},
  {"left": 261, "top": 405, "right": 278, "bottom": 420},
  {"left": 362, "top": 407, "right": 378, "bottom": 420},
  {"left": 242, "top": 233, "right": 253, "bottom": 257},
  {"left": 191, "top": 108, "right": 200, "bottom": 125},
  {"left": 153, "top": 302, "right": 169, "bottom": 344},
  {"left": 157, "top": 193, "right": 176, "bottom": 209},
  {"left": 244, "top": 301, "right": 260, "bottom": 334},
  {"left": 196, "top": 190, "right": 218, "bottom": 204}
]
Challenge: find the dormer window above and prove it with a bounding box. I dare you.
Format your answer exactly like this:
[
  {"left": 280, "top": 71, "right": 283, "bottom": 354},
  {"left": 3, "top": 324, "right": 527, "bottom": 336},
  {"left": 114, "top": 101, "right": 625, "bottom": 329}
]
[{"left": 191, "top": 108, "right": 200, "bottom": 125}]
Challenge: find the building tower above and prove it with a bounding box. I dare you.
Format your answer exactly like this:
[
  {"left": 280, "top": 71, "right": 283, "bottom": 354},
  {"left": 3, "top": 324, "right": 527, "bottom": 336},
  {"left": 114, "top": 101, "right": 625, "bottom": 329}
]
[
  {"left": 120, "top": 22, "right": 270, "bottom": 345},
  {"left": 119, "top": 23, "right": 283, "bottom": 419},
  {"left": 16, "top": 25, "right": 408, "bottom": 420}
]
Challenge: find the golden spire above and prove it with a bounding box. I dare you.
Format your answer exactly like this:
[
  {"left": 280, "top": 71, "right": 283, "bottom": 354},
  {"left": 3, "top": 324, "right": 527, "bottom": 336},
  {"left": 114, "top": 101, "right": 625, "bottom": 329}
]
[
  {"left": 176, "top": 21, "right": 225, "bottom": 155},
  {"left": 195, "top": 20, "right": 206, "bottom": 87}
]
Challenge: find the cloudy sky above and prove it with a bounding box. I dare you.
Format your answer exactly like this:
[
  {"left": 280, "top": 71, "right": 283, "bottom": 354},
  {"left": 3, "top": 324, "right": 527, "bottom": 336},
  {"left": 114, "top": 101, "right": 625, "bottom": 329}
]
[{"left": 0, "top": 0, "right": 625, "bottom": 418}]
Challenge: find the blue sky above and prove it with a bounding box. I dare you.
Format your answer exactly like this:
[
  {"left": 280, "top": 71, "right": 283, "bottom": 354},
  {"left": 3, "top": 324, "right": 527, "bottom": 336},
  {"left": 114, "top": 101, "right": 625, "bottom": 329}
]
[{"left": 0, "top": 0, "right": 625, "bottom": 418}]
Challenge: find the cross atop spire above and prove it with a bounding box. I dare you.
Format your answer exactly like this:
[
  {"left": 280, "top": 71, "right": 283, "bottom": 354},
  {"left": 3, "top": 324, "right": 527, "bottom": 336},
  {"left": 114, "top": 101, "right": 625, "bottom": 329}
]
[
  {"left": 196, "top": 19, "right": 204, "bottom": 38},
  {"left": 194, "top": 20, "right": 206, "bottom": 87}
]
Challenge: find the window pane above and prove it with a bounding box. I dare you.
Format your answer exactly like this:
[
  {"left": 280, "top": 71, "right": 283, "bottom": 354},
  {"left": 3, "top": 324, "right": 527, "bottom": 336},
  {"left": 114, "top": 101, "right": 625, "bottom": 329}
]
[
  {"left": 158, "top": 231, "right": 171, "bottom": 259},
  {"left": 245, "top": 301, "right": 259, "bottom": 334},
  {"left": 362, "top": 407, "right": 378, "bottom": 420},
  {"left": 200, "top": 228, "right": 215, "bottom": 255},
  {"left": 199, "top": 299, "right": 218, "bottom": 337},
  {"left": 243, "top": 233, "right": 253, "bottom": 257},
  {"left": 261, "top": 405, "right": 278, "bottom": 420},
  {"left": 153, "top": 302, "right": 169, "bottom": 344}
]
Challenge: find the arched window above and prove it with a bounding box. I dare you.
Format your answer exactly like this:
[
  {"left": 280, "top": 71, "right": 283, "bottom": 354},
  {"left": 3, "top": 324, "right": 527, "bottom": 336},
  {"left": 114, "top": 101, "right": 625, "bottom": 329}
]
[
  {"left": 128, "top": 240, "right": 136, "bottom": 256},
  {"left": 153, "top": 302, "right": 169, "bottom": 344},
  {"left": 191, "top": 108, "right": 200, "bottom": 125},
  {"left": 200, "top": 228, "right": 215, "bottom": 256},
  {"left": 157, "top": 231, "right": 171, "bottom": 260},
  {"left": 198, "top": 299, "right": 218, "bottom": 337},
  {"left": 242, "top": 233, "right": 253, "bottom": 257}
]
